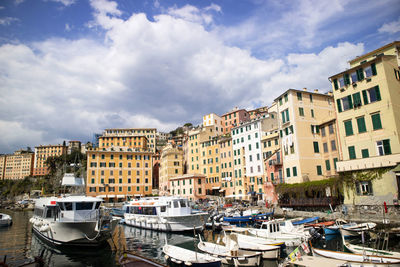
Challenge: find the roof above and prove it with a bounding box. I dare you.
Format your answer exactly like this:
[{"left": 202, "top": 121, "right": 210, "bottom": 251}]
[
  {"left": 349, "top": 41, "right": 400, "bottom": 65},
  {"left": 273, "top": 88, "right": 331, "bottom": 102},
  {"left": 222, "top": 108, "right": 248, "bottom": 116},
  {"left": 170, "top": 174, "right": 206, "bottom": 180}
]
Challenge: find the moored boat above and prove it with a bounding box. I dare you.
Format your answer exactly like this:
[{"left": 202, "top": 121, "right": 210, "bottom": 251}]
[
  {"left": 0, "top": 213, "right": 12, "bottom": 227},
  {"left": 340, "top": 222, "right": 377, "bottom": 237},
  {"left": 123, "top": 196, "right": 208, "bottom": 232},
  {"left": 342, "top": 233, "right": 400, "bottom": 258},
  {"left": 119, "top": 252, "right": 167, "bottom": 267}
]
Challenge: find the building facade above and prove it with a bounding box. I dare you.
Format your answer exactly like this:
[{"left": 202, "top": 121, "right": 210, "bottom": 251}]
[
  {"left": 203, "top": 113, "right": 224, "bottom": 134},
  {"left": 33, "top": 144, "right": 67, "bottom": 176},
  {"left": 169, "top": 174, "right": 206, "bottom": 201},
  {"left": 219, "top": 136, "right": 234, "bottom": 196},
  {"left": 0, "top": 155, "right": 5, "bottom": 180},
  {"left": 103, "top": 128, "right": 157, "bottom": 152},
  {"left": 4, "top": 150, "right": 34, "bottom": 180},
  {"left": 159, "top": 143, "right": 184, "bottom": 195},
  {"left": 222, "top": 108, "right": 250, "bottom": 134},
  {"left": 200, "top": 137, "right": 221, "bottom": 195}
]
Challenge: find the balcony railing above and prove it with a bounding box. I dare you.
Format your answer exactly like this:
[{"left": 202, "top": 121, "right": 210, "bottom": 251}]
[{"left": 279, "top": 197, "right": 340, "bottom": 207}]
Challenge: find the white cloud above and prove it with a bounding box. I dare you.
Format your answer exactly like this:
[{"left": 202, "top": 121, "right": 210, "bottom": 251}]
[
  {"left": 45, "top": 0, "right": 76, "bottom": 6},
  {"left": 0, "top": 0, "right": 365, "bottom": 153},
  {"left": 65, "top": 23, "right": 71, "bottom": 31},
  {"left": 167, "top": 3, "right": 221, "bottom": 25},
  {"left": 0, "top": 17, "right": 19, "bottom": 26},
  {"left": 379, "top": 17, "right": 400, "bottom": 34}
]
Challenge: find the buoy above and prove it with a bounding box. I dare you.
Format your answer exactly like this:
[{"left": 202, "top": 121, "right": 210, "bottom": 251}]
[{"left": 184, "top": 261, "right": 192, "bottom": 266}]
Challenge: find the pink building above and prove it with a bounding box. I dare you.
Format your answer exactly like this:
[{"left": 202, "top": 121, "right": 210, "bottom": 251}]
[
  {"left": 263, "top": 149, "right": 282, "bottom": 205},
  {"left": 221, "top": 108, "right": 250, "bottom": 134}
]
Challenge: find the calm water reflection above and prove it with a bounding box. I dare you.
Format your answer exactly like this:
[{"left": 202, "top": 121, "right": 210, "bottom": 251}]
[{"left": 1, "top": 210, "right": 345, "bottom": 267}]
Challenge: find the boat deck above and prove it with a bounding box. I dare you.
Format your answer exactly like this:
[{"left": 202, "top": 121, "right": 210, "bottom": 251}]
[{"left": 287, "top": 256, "right": 347, "bottom": 267}]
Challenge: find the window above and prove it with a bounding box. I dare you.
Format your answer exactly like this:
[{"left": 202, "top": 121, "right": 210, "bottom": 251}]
[
  {"left": 350, "top": 71, "right": 358, "bottom": 83},
  {"left": 371, "top": 113, "right": 382, "bottom": 130},
  {"left": 292, "top": 167, "right": 297, "bottom": 177},
  {"left": 377, "top": 139, "right": 391, "bottom": 156},
  {"left": 353, "top": 92, "right": 362, "bottom": 108},
  {"left": 364, "top": 65, "right": 373, "bottom": 78},
  {"left": 325, "top": 160, "right": 331, "bottom": 171},
  {"left": 297, "top": 92, "right": 302, "bottom": 100},
  {"left": 323, "top": 142, "right": 328, "bottom": 153},
  {"left": 316, "top": 165, "right": 322, "bottom": 175},
  {"left": 331, "top": 140, "right": 337, "bottom": 151},
  {"left": 321, "top": 127, "right": 326, "bottom": 137},
  {"left": 333, "top": 158, "right": 338, "bottom": 169},
  {"left": 339, "top": 76, "right": 345, "bottom": 88},
  {"left": 313, "top": 142, "right": 319, "bottom": 153},
  {"left": 284, "top": 94, "right": 288, "bottom": 102},
  {"left": 357, "top": 116, "right": 367, "bottom": 133},
  {"left": 348, "top": 146, "right": 356, "bottom": 159},
  {"left": 299, "top": 107, "right": 304, "bottom": 116},
  {"left": 362, "top": 149, "right": 369, "bottom": 158},
  {"left": 362, "top": 86, "right": 381, "bottom": 104},
  {"left": 344, "top": 120, "right": 354, "bottom": 136},
  {"left": 341, "top": 95, "right": 353, "bottom": 111},
  {"left": 311, "top": 109, "right": 314, "bottom": 118},
  {"left": 355, "top": 181, "right": 373, "bottom": 196},
  {"left": 310, "top": 94, "right": 313, "bottom": 102},
  {"left": 329, "top": 124, "right": 334, "bottom": 134}
]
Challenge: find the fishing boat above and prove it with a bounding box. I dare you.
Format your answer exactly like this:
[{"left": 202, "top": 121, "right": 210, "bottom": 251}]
[
  {"left": 222, "top": 233, "right": 280, "bottom": 259},
  {"left": 0, "top": 213, "right": 12, "bottom": 227},
  {"left": 254, "top": 210, "right": 274, "bottom": 220},
  {"left": 304, "top": 220, "right": 335, "bottom": 228},
  {"left": 292, "top": 216, "right": 319, "bottom": 226},
  {"left": 248, "top": 220, "right": 308, "bottom": 246},
  {"left": 197, "top": 235, "right": 261, "bottom": 267},
  {"left": 123, "top": 196, "right": 208, "bottom": 232},
  {"left": 30, "top": 195, "right": 118, "bottom": 247},
  {"left": 340, "top": 222, "right": 377, "bottom": 237},
  {"left": 324, "top": 219, "right": 358, "bottom": 235},
  {"left": 311, "top": 245, "right": 400, "bottom": 266},
  {"left": 342, "top": 233, "right": 400, "bottom": 258},
  {"left": 163, "top": 239, "right": 221, "bottom": 267}
]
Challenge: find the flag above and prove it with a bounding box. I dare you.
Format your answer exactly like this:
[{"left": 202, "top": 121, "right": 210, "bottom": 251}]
[
  {"left": 289, "top": 248, "right": 299, "bottom": 262},
  {"left": 301, "top": 242, "right": 310, "bottom": 254}
]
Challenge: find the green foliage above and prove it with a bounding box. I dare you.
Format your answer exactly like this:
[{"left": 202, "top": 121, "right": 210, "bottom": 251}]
[
  {"left": 275, "top": 178, "right": 340, "bottom": 195},
  {"left": 0, "top": 177, "right": 44, "bottom": 198}
]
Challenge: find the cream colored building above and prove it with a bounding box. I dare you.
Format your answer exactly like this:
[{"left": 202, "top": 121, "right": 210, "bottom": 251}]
[
  {"left": 200, "top": 137, "right": 221, "bottom": 195},
  {"left": 219, "top": 136, "right": 234, "bottom": 196},
  {"left": 33, "top": 144, "right": 67, "bottom": 176},
  {"left": 0, "top": 155, "right": 5, "bottom": 180},
  {"left": 4, "top": 150, "right": 34, "bottom": 180},
  {"left": 169, "top": 174, "right": 206, "bottom": 201},
  {"left": 203, "top": 113, "right": 224, "bottom": 134},
  {"left": 103, "top": 128, "right": 157, "bottom": 152},
  {"left": 159, "top": 143, "right": 184, "bottom": 195},
  {"left": 275, "top": 88, "right": 337, "bottom": 184},
  {"left": 86, "top": 130, "right": 153, "bottom": 202},
  {"left": 67, "top": 140, "right": 81, "bottom": 154},
  {"left": 330, "top": 41, "right": 400, "bottom": 205}
]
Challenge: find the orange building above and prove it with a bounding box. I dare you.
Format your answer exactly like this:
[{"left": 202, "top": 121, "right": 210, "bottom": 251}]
[
  {"left": 33, "top": 144, "right": 67, "bottom": 176},
  {"left": 221, "top": 108, "right": 250, "bottom": 134}
]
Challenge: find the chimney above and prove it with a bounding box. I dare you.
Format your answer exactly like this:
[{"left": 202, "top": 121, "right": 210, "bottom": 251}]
[
  {"left": 314, "top": 89, "right": 319, "bottom": 93},
  {"left": 303, "top": 88, "right": 307, "bottom": 91}
]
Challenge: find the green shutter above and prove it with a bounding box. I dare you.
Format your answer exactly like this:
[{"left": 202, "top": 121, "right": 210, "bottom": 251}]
[
  {"left": 344, "top": 120, "right": 353, "bottom": 136},
  {"left": 362, "top": 90, "right": 369, "bottom": 105},
  {"left": 383, "top": 139, "right": 392, "bottom": 155},
  {"left": 361, "top": 149, "right": 369, "bottom": 158},
  {"left": 333, "top": 158, "right": 338, "bottom": 169},
  {"left": 347, "top": 95, "right": 353, "bottom": 109},
  {"left": 293, "top": 167, "right": 297, "bottom": 176},
  {"left": 348, "top": 146, "right": 356, "bottom": 159},
  {"left": 316, "top": 125, "right": 320, "bottom": 134},
  {"left": 333, "top": 79, "right": 338, "bottom": 90},
  {"left": 336, "top": 99, "right": 342, "bottom": 112},
  {"left": 344, "top": 74, "right": 350, "bottom": 85},
  {"left": 371, "top": 113, "right": 382, "bottom": 130},
  {"left": 356, "top": 117, "right": 366, "bottom": 133},
  {"left": 325, "top": 160, "right": 331, "bottom": 171},
  {"left": 371, "top": 63, "right": 377, "bottom": 75},
  {"left": 353, "top": 92, "right": 362, "bottom": 107},
  {"left": 286, "top": 168, "right": 290, "bottom": 177},
  {"left": 285, "top": 109, "right": 290, "bottom": 122},
  {"left": 357, "top": 68, "right": 364, "bottom": 80},
  {"left": 375, "top": 86, "right": 381, "bottom": 101},
  {"left": 313, "top": 142, "right": 319, "bottom": 153},
  {"left": 316, "top": 165, "right": 322, "bottom": 175}
]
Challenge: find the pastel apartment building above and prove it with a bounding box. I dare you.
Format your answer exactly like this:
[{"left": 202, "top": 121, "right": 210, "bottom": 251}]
[
  {"left": 330, "top": 41, "right": 400, "bottom": 206},
  {"left": 219, "top": 136, "right": 235, "bottom": 196},
  {"left": 103, "top": 128, "right": 157, "bottom": 152},
  {"left": 33, "top": 144, "right": 67, "bottom": 176},
  {"left": 0, "top": 155, "right": 5, "bottom": 180},
  {"left": 169, "top": 174, "right": 206, "bottom": 201},
  {"left": 275, "top": 88, "right": 337, "bottom": 184},
  {"left": 3, "top": 150, "right": 34, "bottom": 180},
  {"left": 159, "top": 143, "right": 184, "bottom": 196},
  {"left": 200, "top": 136, "right": 221, "bottom": 195},
  {"left": 203, "top": 113, "right": 224, "bottom": 134},
  {"left": 222, "top": 108, "right": 250, "bottom": 134}
]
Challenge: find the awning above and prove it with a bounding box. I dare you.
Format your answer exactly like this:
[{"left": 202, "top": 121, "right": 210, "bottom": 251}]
[
  {"left": 107, "top": 195, "right": 115, "bottom": 198},
  {"left": 225, "top": 194, "right": 246, "bottom": 198},
  {"left": 134, "top": 194, "right": 142, "bottom": 197},
  {"left": 97, "top": 195, "right": 106, "bottom": 198},
  {"left": 117, "top": 195, "right": 125, "bottom": 198},
  {"left": 212, "top": 186, "right": 221, "bottom": 190}
]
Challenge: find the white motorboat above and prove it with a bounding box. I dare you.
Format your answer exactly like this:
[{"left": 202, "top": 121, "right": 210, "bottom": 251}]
[
  {"left": 340, "top": 222, "right": 377, "bottom": 237},
  {"left": 123, "top": 196, "right": 208, "bottom": 232},
  {"left": 248, "top": 220, "right": 307, "bottom": 246},
  {"left": 197, "top": 235, "right": 261, "bottom": 267},
  {"left": 0, "top": 213, "right": 12, "bottom": 227},
  {"left": 222, "top": 233, "right": 280, "bottom": 259},
  {"left": 276, "top": 218, "right": 312, "bottom": 238},
  {"left": 229, "top": 232, "right": 285, "bottom": 247},
  {"left": 30, "top": 195, "right": 119, "bottom": 247},
  {"left": 312, "top": 246, "right": 400, "bottom": 266},
  {"left": 163, "top": 239, "right": 221, "bottom": 267}
]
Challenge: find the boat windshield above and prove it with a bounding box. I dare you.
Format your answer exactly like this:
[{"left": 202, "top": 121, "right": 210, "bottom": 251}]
[
  {"left": 76, "top": 202, "right": 94, "bottom": 210},
  {"left": 179, "top": 199, "right": 187, "bottom": 207}
]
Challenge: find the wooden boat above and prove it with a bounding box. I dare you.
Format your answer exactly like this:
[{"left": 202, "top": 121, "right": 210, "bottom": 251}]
[
  {"left": 248, "top": 220, "right": 307, "bottom": 246},
  {"left": 292, "top": 216, "right": 319, "bottom": 226},
  {"left": 0, "top": 213, "right": 12, "bottom": 227},
  {"left": 340, "top": 222, "right": 377, "bottom": 237},
  {"left": 312, "top": 246, "right": 400, "bottom": 266},
  {"left": 163, "top": 241, "right": 221, "bottom": 267},
  {"left": 223, "top": 215, "right": 253, "bottom": 224},
  {"left": 324, "top": 219, "right": 357, "bottom": 235},
  {"left": 305, "top": 221, "right": 335, "bottom": 228},
  {"left": 119, "top": 252, "right": 167, "bottom": 267},
  {"left": 197, "top": 235, "right": 261, "bottom": 266},
  {"left": 342, "top": 233, "right": 400, "bottom": 258}
]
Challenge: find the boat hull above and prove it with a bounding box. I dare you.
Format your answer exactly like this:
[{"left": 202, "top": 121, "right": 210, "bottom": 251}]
[{"left": 124, "top": 213, "right": 208, "bottom": 232}]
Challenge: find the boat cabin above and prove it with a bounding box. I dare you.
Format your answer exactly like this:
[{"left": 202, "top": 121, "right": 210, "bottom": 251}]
[
  {"left": 126, "top": 197, "right": 192, "bottom": 216},
  {"left": 34, "top": 196, "right": 103, "bottom": 222},
  {"left": 259, "top": 221, "right": 281, "bottom": 234}
]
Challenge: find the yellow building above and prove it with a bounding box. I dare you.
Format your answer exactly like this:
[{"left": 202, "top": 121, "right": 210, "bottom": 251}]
[
  {"left": 219, "top": 136, "right": 234, "bottom": 196},
  {"left": 200, "top": 137, "right": 221, "bottom": 195},
  {"left": 159, "top": 143, "right": 184, "bottom": 195},
  {"left": 103, "top": 128, "right": 156, "bottom": 152},
  {"left": 330, "top": 41, "right": 400, "bottom": 206},
  {"left": 275, "top": 88, "right": 337, "bottom": 184},
  {"left": 4, "top": 150, "right": 34, "bottom": 180},
  {"left": 203, "top": 113, "right": 224, "bottom": 134},
  {"left": 0, "top": 155, "right": 5, "bottom": 180},
  {"left": 169, "top": 174, "right": 206, "bottom": 201},
  {"left": 33, "top": 144, "right": 67, "bottom": 176},
  {"left": 86, "top": 129, "right": 153, "bottom": 202}
]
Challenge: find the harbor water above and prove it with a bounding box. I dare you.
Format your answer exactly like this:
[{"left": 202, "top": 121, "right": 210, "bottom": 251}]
[{"left": 1, "top": 210, "right": 346, "bottom": 267}]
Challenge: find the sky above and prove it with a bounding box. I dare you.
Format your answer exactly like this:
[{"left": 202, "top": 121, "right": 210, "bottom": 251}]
[{"left": 0, "top": 0, "right": 399, "bottom": 153}]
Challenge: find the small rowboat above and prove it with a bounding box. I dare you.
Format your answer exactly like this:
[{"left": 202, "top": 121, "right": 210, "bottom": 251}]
[{"left": 305, "top": 221, "right": 335, "bottom": 228}]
